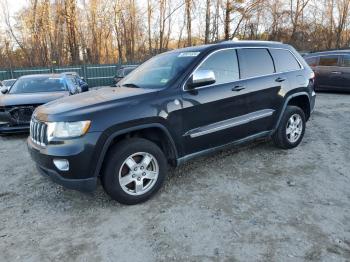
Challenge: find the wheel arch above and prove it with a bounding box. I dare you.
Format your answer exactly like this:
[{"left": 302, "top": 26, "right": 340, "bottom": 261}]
[
  {"left": 93, "top": 123, "right": 179, "bottom": 177},
  {"left": 273, "top": 92, "right": 311, "bottom": 132}
]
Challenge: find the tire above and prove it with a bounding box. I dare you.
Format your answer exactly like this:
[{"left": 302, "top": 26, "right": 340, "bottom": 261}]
[
  {"left": 102, "top": 138, "right": 168, "bottom": 205},
  {"left": 273, "top": 105, "right": 306, "bottom": 149}
]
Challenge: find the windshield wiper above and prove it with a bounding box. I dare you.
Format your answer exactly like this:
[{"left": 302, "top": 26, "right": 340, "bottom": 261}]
[{"left": 122, "top": 83, "right": 141, "bottom": 88}]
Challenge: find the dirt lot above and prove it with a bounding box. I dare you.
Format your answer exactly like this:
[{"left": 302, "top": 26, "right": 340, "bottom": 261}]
[{"left": 0, "top": 93, "right": 349, "bottom": 262}]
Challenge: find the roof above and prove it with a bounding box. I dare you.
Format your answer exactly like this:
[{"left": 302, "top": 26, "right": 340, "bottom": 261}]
[
  {"left": 166, "top": 40, "right": 288, "bottom": 54},
  {"left": 18, "top": 74, "right": 66, "bottom": 79},
  {"left": 304, "top": 50, "right": 350, "bottom": 57}
]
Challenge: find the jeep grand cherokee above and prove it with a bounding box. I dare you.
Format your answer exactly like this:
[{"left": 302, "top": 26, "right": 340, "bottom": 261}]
[{"left": 28, "top": 41, "right": 316, "bottom": 205}]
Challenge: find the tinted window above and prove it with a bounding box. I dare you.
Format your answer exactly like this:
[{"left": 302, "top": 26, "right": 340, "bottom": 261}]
[
  {"left": 319, "top": 55, "right": 339, "bottom": 66},
  {"left": 196, "top": 49, "right": 239, "bottom": 85},
  {"left": 270, "top": 49, "right": 301, "bottom": 72},
  {"left": 9, "top": 77, "right": 67, "bottom": 94},
  {"left": 238, "top": 49, "right": 275, "bottom": 78},
  {"left": 305, "top": 56, "right": 318, "bottom": 67},
  {"left": 341, "top": 55, "right": 350, "bottom": 67}
]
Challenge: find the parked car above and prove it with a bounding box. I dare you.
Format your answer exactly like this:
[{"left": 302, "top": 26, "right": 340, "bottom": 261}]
[
  {"left": 28, "top": 41, "right": 315, "bottom": 205},
  {"left": 61, "top": 72, "right": 89, "bottom": 92},
  {"left": 113, "top": 65, "right": 138, "bottom": 85},
  {"left": 0, "top": 74, "right": 81, "bottom": 133},
  {"left": 1, "top": 79, "right": 16, "bottom": 90},
  {"left": 304, "top": 50, "right": 350, "bottom": 92}
]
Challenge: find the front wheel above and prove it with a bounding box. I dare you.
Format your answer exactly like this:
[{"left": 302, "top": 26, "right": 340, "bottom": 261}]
[
  {"left": 102, "top": 138, "right": 168, "bottom": 205},
  {"left": 273, "top": 106, "right": 306, "bottom": 149}
]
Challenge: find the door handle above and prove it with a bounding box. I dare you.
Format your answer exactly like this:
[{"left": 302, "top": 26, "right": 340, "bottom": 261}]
[
  {"left": 331, "top": 71, "right": 342, "bottom": 75},
  {"left": 232, "top": 85, "right": 245, "bottom": 91},
  {"left": 275, "top": 77, "right": 286, "bottom": 82}
]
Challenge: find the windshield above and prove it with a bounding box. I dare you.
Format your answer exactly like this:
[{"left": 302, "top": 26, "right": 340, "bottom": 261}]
[
  {"left": 9, "top": 77, "right": 67, "bottom": 94},
  {"left": 3, "top": 79, "right": 16, "bottom": 87},
  {"left": 120, "top": 51, "right": 200, "bottom": 89}
]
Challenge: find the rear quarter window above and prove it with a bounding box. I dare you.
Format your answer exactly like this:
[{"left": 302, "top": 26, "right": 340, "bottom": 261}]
[
  {"left": 270, "top": 49, "right": 301, "bottom": 72},
  {"left": 319, "top": 55, "right": 339, "bottom": 66},
  {"left": 237, "top": 49, "right": 275, "bottom": 79}
]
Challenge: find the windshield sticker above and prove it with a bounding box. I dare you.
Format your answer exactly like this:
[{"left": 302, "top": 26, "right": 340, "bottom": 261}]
[
  {"left": 160, "top": 79, "right": 169, "bottom": 84},
  {"left": 178, "top": 52, "right": 200, "bottom": 57}
]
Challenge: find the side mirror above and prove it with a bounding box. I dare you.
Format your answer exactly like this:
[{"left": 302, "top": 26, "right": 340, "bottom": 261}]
[
  {"left": 187, "top": 69, "right": 216, "bottom": 89},
  {"left": 1, "top": 87, "right": 8, "bottom": 94}
]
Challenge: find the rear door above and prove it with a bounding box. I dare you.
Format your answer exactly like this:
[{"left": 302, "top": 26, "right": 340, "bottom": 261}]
[
  {"left": 235, "top": 48, "right": 284, "bottom": 134},
  {"left": 316, "top": 55, "right": 341, "bottom": 90}
]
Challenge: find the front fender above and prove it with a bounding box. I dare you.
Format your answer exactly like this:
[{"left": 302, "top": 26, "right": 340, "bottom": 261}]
[{"left": 91, "top": 122, "right": 178, "bottom": 178}]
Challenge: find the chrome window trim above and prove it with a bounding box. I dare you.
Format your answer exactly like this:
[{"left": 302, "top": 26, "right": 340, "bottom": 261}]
[
  {"left": 182, "top": 46, "right": 304, "bottom": 92},
  {"left": 185, "top": 109, "right": 275, "bottom": 138}
]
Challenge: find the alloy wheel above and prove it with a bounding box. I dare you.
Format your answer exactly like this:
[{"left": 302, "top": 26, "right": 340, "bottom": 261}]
[
  {"left": 118, "top": 152, "right": 159, "bottom": 196},
  {"left": 286, "top": 113, "right": 303, "bottom": 143}
]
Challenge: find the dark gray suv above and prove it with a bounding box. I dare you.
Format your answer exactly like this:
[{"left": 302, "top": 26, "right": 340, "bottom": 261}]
[{"left": 304, "top": 50, "right": 350, "bottom": 92}]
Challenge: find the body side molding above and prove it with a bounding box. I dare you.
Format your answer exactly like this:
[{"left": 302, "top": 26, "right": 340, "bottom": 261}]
[{"left": 184, "top": 109, "right": 275, "bottom": 138}]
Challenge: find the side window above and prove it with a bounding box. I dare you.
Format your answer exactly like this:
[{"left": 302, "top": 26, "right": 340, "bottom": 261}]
[
  {"left": 66, "top": 78, "right": 78, "bottom": 93},
  {"left": 270, "top": 49, "right": 301, "bottom": 72},
  {"left": 319, "top": 55, "right": 339, "bottom": 66},
  {"left": 237, "top": 49, "right": 275, "bottom": 79},
  {"left": 305, "top": 56, "right": 318, "bottom": 67},
  {"left": 196, "top": 49, "right": 239, "bottom": 85},
  {"left": 340, "top": 55, "right": 350, "bottom": 67}
]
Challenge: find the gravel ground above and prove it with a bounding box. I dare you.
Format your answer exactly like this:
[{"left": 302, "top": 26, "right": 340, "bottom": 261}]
[{"left": 0, "top": 93, "right": 349, "bottom": 262}]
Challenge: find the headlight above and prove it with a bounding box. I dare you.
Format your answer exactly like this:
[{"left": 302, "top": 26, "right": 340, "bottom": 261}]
[{"left": 47, "top": 121, "right": 91, "bottom": 141}]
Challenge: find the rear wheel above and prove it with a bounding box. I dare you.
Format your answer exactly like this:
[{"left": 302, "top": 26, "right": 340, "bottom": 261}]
[
  {"left": 273, "top": 106, "right": 306, "bottom": 149},
  {"left": 102, "top": 138, "right": 167, "bottom": 205}
]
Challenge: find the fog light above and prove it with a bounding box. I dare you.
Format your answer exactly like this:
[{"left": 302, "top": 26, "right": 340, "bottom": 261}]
[{"left": 53, "top": 159, "right": 69, "bottom": 171}]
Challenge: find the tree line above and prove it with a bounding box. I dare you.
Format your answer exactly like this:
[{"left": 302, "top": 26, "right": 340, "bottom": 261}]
[{"left": 0, "top": 0, "right": 350, "bottom": 68}]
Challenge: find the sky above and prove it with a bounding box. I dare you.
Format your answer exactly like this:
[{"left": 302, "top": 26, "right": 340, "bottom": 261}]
[{"left": 0, "top": 0, "right": 27, "bottom": 30}]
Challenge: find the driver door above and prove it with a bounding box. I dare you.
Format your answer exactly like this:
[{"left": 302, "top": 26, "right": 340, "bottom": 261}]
[{"left": 180, "top": 49, "right": 251, "bottom": 155}]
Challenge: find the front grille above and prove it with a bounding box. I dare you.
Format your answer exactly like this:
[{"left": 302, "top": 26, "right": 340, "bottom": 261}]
[
  {"left": 0, "top": 106, "right": 36, "bottom": 125},
  {"left": 30, "top": 119, "right": 48, "bottom": 147},
  {"left": 9, "top": 107, "right": 34, "bottom": 124}
]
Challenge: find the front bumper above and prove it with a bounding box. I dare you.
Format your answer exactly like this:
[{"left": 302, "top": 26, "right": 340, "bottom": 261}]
[
  {"left": 36, "top": 165, "right": 97, "bottom": 191},
  {"left": 0, "top": 123, "right": 29, "bottom": 134},
  {"left": 27, "top": 132, "right": 103, "bottom": 192}
]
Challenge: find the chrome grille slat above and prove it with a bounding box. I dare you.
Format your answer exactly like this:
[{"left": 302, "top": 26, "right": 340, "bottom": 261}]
[{"left": 30, "top": 118, "right": 47, "bottom": 147}]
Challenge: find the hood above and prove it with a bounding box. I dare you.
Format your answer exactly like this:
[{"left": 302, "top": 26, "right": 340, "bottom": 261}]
[
  {"left": 0, "top": 91, "right": 68, "bottom": 107},
  {"left": 35, "top": 87, "right": 159, "bottom": 119}
]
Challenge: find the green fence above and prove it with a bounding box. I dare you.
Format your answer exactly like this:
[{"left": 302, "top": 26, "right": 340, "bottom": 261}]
[{"left": 0, "top": 63, "right": 138, "bottom": 88}]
